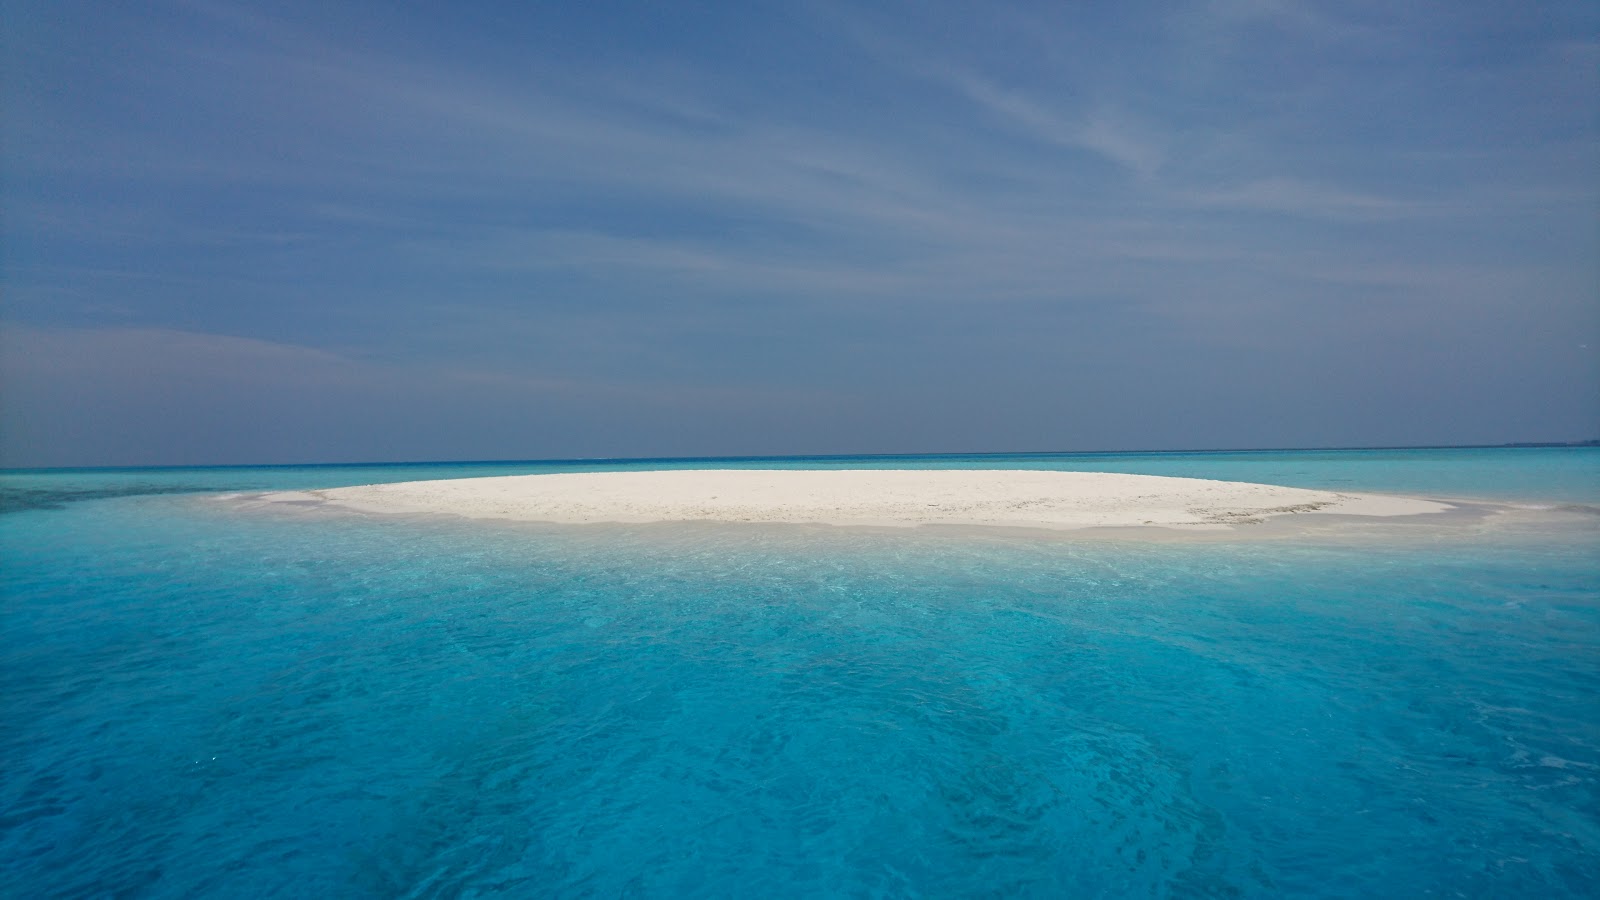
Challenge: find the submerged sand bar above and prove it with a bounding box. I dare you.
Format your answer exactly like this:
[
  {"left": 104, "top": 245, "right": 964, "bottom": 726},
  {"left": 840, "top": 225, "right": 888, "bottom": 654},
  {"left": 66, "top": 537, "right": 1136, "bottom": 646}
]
[{"left": 251, "top": 469, "right": 1454, "bottom": 531}]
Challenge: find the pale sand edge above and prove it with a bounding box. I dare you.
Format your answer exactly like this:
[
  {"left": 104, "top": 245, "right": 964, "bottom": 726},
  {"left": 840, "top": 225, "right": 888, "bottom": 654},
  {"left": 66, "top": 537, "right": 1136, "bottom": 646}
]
[{"left": 234, "top": 469, "right": 1458, "bottom": 532}]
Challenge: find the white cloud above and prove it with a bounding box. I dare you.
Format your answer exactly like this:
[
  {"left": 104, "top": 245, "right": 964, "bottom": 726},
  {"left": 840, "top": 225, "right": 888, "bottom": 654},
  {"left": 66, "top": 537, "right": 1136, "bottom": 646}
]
[
  {"left": 1181, "top": 177, "right": 1432, "bottom": 220},
  {"left": 932, "top": 68, "right": 1164, "bottom": 177}
]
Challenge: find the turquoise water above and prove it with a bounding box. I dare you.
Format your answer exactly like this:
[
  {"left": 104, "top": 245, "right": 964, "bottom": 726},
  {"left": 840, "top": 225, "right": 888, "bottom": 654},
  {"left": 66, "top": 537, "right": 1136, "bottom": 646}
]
[
  {"left": 2, "top": 449, "right": 1597, "bottom": 896},
  {"left": 7, "top": 446, "right": 1599, "bottom": 514}
]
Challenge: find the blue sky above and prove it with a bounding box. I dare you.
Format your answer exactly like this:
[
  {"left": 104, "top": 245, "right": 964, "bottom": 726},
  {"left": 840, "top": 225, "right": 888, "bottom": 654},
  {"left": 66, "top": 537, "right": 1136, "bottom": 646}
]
[{"left": 3, "top": 0, "right": 1596, "bottom": 466}]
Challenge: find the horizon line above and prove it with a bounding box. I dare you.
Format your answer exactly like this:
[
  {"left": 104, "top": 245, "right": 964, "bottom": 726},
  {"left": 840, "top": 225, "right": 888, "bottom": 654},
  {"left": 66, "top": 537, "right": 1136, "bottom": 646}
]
[{"left": 4, "top": 440, "right": 1597, "bottom": 475}]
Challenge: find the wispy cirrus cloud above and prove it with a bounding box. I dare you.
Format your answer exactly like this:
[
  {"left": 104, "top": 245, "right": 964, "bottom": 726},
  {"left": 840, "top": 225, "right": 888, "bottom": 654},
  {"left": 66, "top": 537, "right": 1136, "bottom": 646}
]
[
  {"left": 4, "top": 0, "right": 1595, "bottom": 463},
  {"left": 1179, "top": 177, "right": 1436, "bottom": 220},
  {"left": 920, "top": 67, "right": 1166, "bottom": 177}
]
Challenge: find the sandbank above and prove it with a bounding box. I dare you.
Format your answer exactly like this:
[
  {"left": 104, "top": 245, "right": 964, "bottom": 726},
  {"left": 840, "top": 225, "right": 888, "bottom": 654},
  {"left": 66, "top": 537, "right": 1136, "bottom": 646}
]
[{"left": 242, "top": 469, "right": 1455, "bottom": 532}]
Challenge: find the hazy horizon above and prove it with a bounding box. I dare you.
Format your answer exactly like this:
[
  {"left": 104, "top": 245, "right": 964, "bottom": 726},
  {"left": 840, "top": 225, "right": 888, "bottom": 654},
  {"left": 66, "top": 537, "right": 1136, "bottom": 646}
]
[
  {"left": 4, "top": 1, "right": 1597, "bottom": 468},
  {"left": 4, "top": 440, "right": 1597, "bottom": 474}
]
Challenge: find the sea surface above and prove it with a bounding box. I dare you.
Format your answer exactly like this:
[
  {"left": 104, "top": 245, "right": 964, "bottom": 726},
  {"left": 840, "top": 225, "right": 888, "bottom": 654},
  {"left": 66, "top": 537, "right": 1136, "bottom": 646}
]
[{"left": 2, "top": 448, "right": 1597, "bottom": 897}]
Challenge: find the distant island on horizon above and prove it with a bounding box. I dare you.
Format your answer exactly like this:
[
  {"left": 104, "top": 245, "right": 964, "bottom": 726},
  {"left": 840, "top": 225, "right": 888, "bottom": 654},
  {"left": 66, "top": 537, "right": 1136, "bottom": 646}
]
[{"left": 1491, "top": 439, "right": 1600, "bottom": 448}]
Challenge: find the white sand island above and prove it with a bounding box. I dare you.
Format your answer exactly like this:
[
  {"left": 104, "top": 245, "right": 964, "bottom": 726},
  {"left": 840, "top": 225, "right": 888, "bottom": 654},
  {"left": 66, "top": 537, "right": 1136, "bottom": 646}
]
[{"left": 246, "top": 469, "right": 1455, "bottom": 532}]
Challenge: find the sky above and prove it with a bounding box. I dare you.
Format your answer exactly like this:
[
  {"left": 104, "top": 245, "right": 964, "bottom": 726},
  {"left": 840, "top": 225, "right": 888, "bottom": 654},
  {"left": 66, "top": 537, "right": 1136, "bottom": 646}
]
[{"left": 2, "top": 0, "right": 1596, "bottom": 467}]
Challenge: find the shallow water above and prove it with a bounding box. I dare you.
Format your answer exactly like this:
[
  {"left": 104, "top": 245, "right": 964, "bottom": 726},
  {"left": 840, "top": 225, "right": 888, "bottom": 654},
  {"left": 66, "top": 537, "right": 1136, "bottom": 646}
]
[
  {"left": 2, "top": 450, "right": 1597, "bottom": 896},
  {"left": 5, "top": 446, "right": 1598, "bottom": 514}
]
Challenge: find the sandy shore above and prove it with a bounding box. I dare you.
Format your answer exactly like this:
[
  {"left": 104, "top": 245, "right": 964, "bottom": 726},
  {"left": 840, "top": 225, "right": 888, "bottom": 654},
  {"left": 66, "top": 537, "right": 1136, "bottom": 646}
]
[{"left": 244, "top": 469, "right": 1454, "bottom": 531}]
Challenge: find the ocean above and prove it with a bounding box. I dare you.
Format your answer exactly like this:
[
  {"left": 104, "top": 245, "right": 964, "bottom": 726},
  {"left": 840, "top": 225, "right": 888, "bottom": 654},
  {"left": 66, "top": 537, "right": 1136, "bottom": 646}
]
[{"left": 2, "top": 448, "right": 1596, "bottom": 897}]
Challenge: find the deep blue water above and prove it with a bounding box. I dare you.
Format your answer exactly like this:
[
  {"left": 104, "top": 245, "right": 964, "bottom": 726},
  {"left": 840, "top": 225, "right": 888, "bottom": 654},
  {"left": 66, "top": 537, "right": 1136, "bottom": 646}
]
[{"left": 2, "top": 449, "right": 1597, "bottom": 897}]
